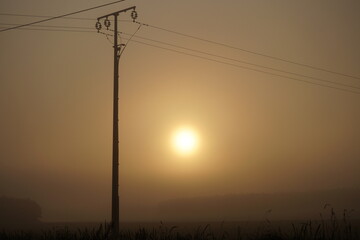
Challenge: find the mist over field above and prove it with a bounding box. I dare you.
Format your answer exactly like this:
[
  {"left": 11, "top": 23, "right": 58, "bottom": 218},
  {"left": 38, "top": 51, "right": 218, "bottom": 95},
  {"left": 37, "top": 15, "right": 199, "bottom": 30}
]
[
  {"left": 157, "top": 189, "right": 360, "bottom": 222},
  {"left": 2, "top": 189, "right": 360, "bottom": 227},
  {"left": 1, "top": 2, "right": 360, "bottom": 237}
]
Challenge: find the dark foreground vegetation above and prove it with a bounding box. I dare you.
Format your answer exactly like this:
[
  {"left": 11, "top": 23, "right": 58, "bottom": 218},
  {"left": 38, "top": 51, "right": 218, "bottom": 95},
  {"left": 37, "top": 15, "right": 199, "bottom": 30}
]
[{"left": 1, "top": 210, "right": 358, "bottom": 240}]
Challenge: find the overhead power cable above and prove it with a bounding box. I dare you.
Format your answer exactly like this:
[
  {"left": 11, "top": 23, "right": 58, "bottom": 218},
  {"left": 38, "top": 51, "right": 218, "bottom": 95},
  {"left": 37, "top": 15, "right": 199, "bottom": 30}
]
[
  {"left": 119, "top": 24, "right": 142, "bottom": 56},
  {"left": 0, "top": 26, "right": 94, "bottom": 33},
  {"left": 2, "top": 21, "right": 358, "bottom": 90},
  {"left": 0, "top": 13, "right": 94, "bottom": 21},
  {"left": 135, "top": 21, "right": 360, "bottom": 81},
  {"left": 1, "top": 11, "right": 358, "bottom": 80},
  {"left": 120, "top": 36, "right": 360, "bottom": 95},
  {"left": 119, "top": 32, "right": 360, "bottom": 91},
  {"left": 0, "top": 13, "right": 132, "bottom": 22},
  {"left": 2, "top": 13, "right": 359, "bottom": 81},
  {"left": 0, "top": 0, "right": 127, "bottom": 32},
  {"left": 0, "top": 23, "right": 93, "bottom": 30},
  {"left": 0, "top": 26, "right": 358, "bottom": 95}
]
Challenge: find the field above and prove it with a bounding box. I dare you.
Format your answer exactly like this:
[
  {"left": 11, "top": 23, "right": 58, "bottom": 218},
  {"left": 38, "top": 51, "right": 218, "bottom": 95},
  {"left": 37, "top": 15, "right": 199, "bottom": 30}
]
[{"left": 1, "top": 213, "right": 360, "bottom": 240}]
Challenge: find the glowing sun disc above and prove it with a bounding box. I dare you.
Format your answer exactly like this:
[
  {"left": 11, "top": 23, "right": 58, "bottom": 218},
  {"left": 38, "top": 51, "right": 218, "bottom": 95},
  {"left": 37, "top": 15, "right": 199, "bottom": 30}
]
[{"left": 172, "top": 127, "right": 198, "bottom": 155}]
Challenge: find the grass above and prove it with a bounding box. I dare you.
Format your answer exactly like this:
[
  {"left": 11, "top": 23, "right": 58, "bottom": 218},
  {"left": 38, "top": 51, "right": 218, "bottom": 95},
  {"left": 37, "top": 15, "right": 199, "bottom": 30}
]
[{"left": 0, "top": 209, "right": 358, "bottom": 240}]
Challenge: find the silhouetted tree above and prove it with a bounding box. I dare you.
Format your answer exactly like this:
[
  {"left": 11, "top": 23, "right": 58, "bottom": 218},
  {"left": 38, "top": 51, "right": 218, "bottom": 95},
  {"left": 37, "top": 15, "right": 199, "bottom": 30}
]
[{"left": 0, "top": 196, "right": 41, "bottom": 227}]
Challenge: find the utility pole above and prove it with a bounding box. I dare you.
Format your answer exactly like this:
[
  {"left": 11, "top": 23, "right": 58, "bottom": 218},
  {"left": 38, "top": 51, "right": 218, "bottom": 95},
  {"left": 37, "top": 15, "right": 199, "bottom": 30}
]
[{"left": 96, "top": 6, "right": 137, "bottom": 237}]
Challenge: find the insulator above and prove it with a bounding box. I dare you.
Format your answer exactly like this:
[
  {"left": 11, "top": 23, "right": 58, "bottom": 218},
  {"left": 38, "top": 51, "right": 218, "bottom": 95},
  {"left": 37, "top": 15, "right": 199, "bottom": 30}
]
[
  {"left": 104, "top": 18, "right": 111, "bottom": 29},
  {"left": 131, "top": 10, "right": 138, "bottom": 22},
  {"left": 95, "top": 21, "right": 102, "bottom": 32}
]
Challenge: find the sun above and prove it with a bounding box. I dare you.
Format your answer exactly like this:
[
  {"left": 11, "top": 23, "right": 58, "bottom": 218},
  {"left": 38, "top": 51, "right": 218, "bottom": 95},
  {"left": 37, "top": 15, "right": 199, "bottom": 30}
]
[{"left": 172, "top": 127, "right": 198, "bottom": 155}]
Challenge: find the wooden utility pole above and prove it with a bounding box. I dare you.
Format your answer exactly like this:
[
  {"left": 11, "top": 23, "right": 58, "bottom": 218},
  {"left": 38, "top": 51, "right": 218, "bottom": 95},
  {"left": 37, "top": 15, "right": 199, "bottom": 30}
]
[{"left": 96, "top": 6, "right": 137, "bottom": 237}]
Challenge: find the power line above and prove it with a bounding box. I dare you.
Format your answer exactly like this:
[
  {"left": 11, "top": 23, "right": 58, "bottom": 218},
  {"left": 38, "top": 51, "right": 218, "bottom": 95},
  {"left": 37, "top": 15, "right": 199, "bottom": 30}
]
[
  {"left": 119, "top": 24, "right": 142, "bottom": 56},
  {"left": 119, "top": 32, "right": 360, "bottom": 91},
  {"left": 2, "top": 12, "right": 358, "bottom": 81},
  {"left": 0, "top": 26, "right": 94, "bottom": 33},
  {"left": 0, "top": 23, "right": 93, "bottom": 30},
  {"left": 122, "top": 37, "right": 360, "bottom": 95},
  {"left": 2, "top": 21, "right": 358, "bottom": 91},
  {"left": 0, "top": 13, "right": 132, "bottom": 22},
  {"left": 1, "top": 10, "right": 358, "bottom": 81},
  {"left": 0, "top": 0, "right": 127, "bottom": 32},
  {"left": 0, "top": 13, "right": 94, "bottom": 21},
  {"left": 1, "top": 26, "right": 359, "bottom": 95},
  {"left": 135, "top": 21, "right": 360, "bottom": 81}
]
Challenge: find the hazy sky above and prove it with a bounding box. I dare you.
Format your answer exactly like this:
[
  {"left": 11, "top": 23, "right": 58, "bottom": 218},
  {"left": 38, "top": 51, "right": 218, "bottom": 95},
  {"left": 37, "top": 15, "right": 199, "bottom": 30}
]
[{"left": 0, "top": 0, "right": 360, "bottom": 222}]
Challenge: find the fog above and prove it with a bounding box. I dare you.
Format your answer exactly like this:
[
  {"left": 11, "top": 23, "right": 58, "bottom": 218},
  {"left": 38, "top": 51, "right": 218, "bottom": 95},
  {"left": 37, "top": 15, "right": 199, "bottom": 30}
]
[{"left": 0, "top": 0, "right": 360, "bottom": 222}]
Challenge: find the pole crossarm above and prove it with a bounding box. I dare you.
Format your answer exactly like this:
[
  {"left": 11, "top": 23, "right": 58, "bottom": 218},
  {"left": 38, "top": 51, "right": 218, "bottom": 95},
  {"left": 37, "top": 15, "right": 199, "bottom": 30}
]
[{"left": 97, "top": 6, "right": 136, "bottom": 20}]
